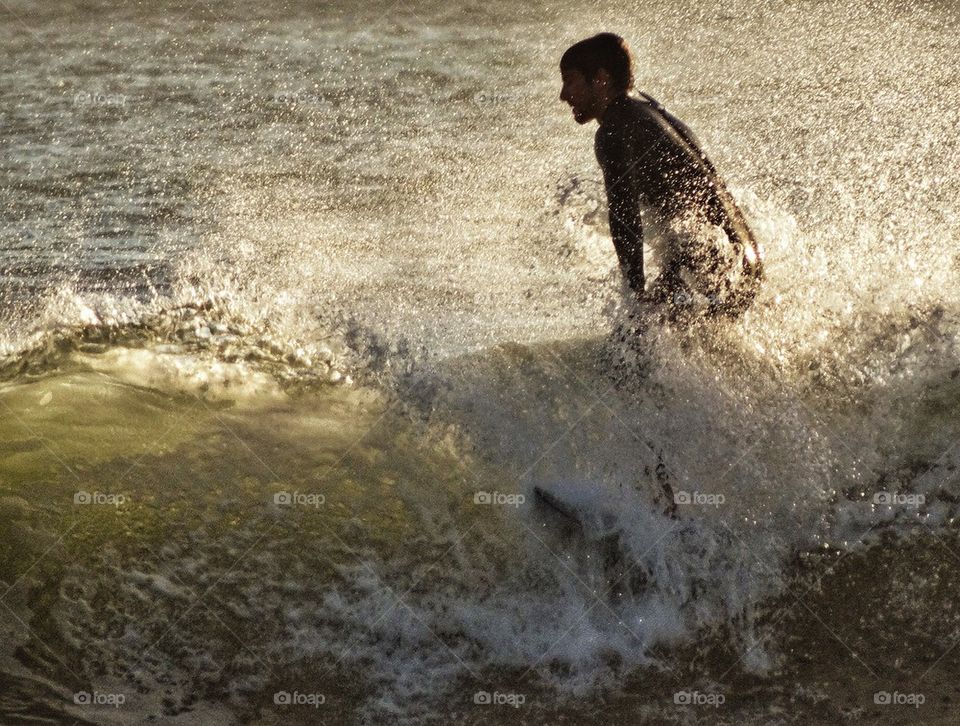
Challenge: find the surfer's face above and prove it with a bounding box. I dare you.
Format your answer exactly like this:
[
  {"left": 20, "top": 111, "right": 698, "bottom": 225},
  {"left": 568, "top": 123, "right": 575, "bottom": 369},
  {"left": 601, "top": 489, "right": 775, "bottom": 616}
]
[{"left": 559, "top": 67, "right": 600, "bottom": 124}]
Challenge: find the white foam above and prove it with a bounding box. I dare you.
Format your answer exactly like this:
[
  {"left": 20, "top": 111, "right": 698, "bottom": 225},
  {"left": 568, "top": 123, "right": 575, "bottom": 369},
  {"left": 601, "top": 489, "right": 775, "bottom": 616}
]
[{"left": 74, "top": 346, "right": 286, "bottom": 403}]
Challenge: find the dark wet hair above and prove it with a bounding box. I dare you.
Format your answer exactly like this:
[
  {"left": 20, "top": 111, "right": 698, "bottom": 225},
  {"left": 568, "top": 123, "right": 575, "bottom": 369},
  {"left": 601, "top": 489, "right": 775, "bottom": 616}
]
[{"left": 560, "top": 33, "right": 634, "bottom": 94}]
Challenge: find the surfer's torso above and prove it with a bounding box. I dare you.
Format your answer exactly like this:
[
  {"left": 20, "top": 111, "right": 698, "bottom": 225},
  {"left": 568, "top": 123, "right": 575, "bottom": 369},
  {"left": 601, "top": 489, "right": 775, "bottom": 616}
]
[{"left": 594, "top": 93, "right": 763, "bottom": 314}]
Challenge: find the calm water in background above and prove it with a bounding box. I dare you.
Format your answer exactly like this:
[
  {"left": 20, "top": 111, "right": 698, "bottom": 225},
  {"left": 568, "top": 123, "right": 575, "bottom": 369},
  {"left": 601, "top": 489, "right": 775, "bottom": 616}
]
[{"left": 2, "top": 0, "right": 960, "bottom": 723}]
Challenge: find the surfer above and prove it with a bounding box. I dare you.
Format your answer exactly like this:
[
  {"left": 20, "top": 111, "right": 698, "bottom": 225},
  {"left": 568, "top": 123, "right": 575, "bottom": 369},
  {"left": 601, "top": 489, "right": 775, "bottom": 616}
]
[{"left": 559, "top": 33, "right": 764, "bottom": 317}]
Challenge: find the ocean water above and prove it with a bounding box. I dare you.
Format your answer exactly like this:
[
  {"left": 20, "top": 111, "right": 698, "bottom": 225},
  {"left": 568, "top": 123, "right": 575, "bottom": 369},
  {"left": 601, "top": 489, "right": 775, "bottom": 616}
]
[{"left": 2, "top": 0, "right": 960, "bottom": 723}]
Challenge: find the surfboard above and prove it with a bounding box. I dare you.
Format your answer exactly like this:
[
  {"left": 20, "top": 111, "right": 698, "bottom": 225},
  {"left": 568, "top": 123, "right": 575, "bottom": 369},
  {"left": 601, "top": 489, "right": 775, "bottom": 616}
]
[
  {"left": 533, "top": 485, "right": 583, "bottom": 524},
  {"left": 534, "top": 467, "right": 677, "bottom": 529},
  {"left": 532, "top": 481, "right": 649, "bottom": 601},
  {"left": 533, "top": 480, "right": 619, "bottom": 532}
]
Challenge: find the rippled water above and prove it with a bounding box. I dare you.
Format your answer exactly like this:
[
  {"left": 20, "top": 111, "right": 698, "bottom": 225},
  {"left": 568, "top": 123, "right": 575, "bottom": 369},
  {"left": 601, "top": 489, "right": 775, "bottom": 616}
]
[{"left": 2, "top": 0, "right": 960, "bottom": 723}]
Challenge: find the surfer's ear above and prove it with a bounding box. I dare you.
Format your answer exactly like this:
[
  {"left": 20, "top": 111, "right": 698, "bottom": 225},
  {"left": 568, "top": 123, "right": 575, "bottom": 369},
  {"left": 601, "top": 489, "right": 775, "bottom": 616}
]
[{"left": 592, "top": 67, "right": 612, "bottom": 92}]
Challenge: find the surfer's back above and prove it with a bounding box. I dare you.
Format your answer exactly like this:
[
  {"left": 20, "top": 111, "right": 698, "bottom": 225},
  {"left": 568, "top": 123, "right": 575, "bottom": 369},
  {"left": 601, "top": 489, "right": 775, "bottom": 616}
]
[{"left": 594, "top": 94, "right": 730, "bottom": 226}]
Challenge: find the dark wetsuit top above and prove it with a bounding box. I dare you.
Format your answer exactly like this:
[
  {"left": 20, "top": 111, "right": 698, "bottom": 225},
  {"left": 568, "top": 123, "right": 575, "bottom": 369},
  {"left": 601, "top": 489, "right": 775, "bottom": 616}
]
[{"left": 594, "top": 92, "right": 763, "bottom": 313}]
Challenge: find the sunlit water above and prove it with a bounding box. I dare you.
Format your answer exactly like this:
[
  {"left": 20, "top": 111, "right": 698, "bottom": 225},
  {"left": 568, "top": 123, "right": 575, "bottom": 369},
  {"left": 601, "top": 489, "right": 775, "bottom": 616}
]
[{"left": 2, "top": 0, "right": 960, "bottom": 723}]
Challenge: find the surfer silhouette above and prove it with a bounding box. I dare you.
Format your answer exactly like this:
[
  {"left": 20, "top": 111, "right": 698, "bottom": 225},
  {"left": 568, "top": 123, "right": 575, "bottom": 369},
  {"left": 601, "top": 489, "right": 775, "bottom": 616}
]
[{"left": 559, "top": 33, "right": 764, "bottom": 317}]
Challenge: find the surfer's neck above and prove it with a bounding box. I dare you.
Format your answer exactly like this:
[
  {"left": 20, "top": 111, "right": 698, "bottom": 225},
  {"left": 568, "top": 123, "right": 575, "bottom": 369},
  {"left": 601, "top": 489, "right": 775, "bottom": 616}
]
[{"left": 596, "top": 92, "right": 628, "bottom": 125}]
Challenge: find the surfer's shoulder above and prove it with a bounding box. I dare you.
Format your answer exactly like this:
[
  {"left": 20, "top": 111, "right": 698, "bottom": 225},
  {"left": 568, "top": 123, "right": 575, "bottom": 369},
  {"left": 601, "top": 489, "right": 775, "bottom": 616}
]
[
  {"left": 601, "top": 94, "right": 651, "bottom": 127},
  {"left": 617, "top": 93, "right": 661, "bottom": 125},
  {"left": 596, "top": 95, "right": 657, "bottom": 147}
]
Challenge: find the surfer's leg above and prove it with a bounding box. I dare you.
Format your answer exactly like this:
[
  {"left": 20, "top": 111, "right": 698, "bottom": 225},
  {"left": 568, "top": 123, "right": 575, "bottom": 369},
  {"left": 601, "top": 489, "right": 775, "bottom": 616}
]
[
  {"left": 712, "top": 260, "right": 763, "bottom": 317},
  {"left": 704, "top": 241, "right": 763, "bottom": 318},
  {"left": 649, "top": 223, "right": 708, "bottom": 323},
  {"left": 681, "top": 220, "right": 762, "bottom": 318},
  {"left": 647, "top": 225, "right": 690, "bottom": 306}
]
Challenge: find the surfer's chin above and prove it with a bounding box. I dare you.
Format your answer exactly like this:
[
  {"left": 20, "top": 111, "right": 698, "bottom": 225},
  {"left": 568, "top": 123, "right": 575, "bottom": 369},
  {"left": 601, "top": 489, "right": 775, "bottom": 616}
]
[{"left": 571, "top": 108, "right": 593, "bottom": 124}]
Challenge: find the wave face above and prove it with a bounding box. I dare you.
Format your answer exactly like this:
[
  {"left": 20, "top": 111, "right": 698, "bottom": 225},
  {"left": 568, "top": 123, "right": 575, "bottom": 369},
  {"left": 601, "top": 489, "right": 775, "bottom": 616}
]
[{"left": 2, "top": 0, "right": 960, "bottom": 723}]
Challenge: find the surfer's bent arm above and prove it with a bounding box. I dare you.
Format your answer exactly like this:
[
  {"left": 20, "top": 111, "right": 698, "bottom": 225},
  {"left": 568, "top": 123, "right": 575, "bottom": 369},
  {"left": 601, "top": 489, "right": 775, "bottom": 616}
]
[{"left": 596, "top": 132, "right": 645, "bottom": 294}]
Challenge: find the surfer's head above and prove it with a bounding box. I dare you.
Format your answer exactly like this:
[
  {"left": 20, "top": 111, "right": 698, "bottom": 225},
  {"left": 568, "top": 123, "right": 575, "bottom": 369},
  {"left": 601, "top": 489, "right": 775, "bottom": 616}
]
[{"left": 559, "top": 33, "right": 634, "bottom": 124}]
